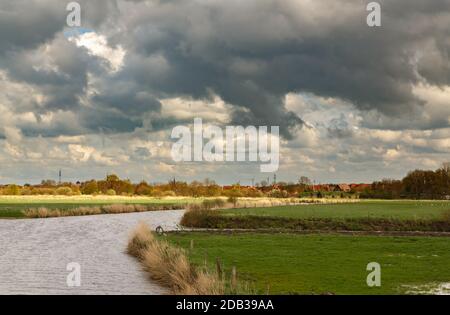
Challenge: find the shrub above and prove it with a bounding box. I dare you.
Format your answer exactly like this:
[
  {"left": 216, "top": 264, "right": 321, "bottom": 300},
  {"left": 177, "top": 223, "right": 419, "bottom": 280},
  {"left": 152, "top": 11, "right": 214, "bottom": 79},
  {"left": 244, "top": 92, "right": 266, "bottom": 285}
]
[
  {"left": 181, "top": 210, "right": 450, "bottom": 232},
  {"left": 56, "top": 186, "right": 73, "bottom": 195},
  {"left": 4, "top": 184, "right": 21, "bottom": 195},
  {"left": 162, "top": 190, "right": 176, "bottom": 197},
  {"left": 106, "top": 189, "right": 116, "bottom": 195},
  {"left": 180, "top": 209, "right": 220, "bottom": 227},
  {"left": 135, "top": 181, "right": 153, "bottom": 195}
]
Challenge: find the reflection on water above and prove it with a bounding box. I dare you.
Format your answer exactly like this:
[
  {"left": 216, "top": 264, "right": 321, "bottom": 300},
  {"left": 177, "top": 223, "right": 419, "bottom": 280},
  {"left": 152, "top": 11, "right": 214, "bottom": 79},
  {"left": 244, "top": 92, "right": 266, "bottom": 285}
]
[{"left": 0, "top": 210, "right": 184, "bottom": 295}]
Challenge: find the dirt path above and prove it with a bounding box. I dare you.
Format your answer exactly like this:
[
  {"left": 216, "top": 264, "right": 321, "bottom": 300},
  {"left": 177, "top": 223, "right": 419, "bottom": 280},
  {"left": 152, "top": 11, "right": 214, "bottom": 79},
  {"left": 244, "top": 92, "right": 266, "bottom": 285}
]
[{"left": 0, "top": 210, "right": 184, "bottom": 295}]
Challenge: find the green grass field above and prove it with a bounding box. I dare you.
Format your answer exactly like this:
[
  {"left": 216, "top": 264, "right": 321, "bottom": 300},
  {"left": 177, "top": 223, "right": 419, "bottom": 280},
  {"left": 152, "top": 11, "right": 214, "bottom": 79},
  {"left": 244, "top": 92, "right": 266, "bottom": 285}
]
[
  {"left": 167, "top": 232, "right": 450, "bottom": 294},
  {"left": 224, "top": 200, "right": 450, "bottom": 220},
  {"left": 0, "top": 196, "right": 198, "bottom": 218}
]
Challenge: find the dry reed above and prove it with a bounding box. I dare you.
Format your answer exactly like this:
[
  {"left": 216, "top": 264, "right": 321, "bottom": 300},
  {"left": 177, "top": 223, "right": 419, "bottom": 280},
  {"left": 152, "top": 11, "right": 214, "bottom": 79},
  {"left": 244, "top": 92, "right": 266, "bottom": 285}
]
[
  {"left": 127, "top": 222, "right": 224, "bottom": 295},
  {"left": 23, "top": 204, "right": 184, "bottom": 218}
]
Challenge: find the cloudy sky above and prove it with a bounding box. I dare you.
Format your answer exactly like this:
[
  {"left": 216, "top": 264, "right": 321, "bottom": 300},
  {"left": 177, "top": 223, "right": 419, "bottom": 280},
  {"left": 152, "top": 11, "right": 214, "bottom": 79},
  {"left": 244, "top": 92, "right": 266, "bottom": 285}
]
[{"left": 0, "top": 0, "right": 449, "bottom": 185}]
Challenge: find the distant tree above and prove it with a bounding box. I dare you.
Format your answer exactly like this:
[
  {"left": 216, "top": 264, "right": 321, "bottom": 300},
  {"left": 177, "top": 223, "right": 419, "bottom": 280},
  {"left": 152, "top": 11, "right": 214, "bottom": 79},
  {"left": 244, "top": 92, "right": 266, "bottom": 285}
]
[
  {"left": 4, "top": 185, "right": 21, "bottom": 195},
  {"left": 298, "top": 176, "right": 312, "bottom": 185},
  {"left": 81, "top": 180, "right": 99, "bottom": 195},
  {"left": 135, "top": 181, "right": 153, "bottom": 195},
  {"left": 106, "top": 174, "right": 120, "bottom": 182}
]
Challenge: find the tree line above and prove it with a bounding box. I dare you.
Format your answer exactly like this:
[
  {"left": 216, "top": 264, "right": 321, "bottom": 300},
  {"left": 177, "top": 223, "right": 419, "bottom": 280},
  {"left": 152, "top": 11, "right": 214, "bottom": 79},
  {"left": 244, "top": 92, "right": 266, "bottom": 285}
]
[
  {"left": 361, "top": 163, "right": 450, "bottom": 199},
  {"left": 2, "top": 164, "right": 450, "bottom": 199}
]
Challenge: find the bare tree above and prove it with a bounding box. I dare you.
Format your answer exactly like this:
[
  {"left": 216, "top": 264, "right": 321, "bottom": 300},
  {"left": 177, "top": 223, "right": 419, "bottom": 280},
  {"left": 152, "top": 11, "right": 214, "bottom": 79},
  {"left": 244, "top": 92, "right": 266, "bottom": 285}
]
[{"left": 298, "top": 176, "right": 312, "bottom": 185}]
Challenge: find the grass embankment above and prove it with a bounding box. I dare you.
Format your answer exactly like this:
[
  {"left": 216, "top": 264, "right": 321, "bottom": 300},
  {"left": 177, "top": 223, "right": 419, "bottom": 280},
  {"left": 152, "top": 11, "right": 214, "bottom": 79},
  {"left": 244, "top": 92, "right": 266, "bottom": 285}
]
[
  {"left": 181, "top": 209, "right": 450, "bottom": 232},
  {"left": 0, "top": 195, "right": 199, "bottom": 218},
  {"left": 128, "top": 223, "right": 250, "bottom": 294},
  {"left": 167, "top": 232, "right": 450, "bottom": 294},
  {"left": 181, "top": 201, "right": 450, "bottom": 232}
]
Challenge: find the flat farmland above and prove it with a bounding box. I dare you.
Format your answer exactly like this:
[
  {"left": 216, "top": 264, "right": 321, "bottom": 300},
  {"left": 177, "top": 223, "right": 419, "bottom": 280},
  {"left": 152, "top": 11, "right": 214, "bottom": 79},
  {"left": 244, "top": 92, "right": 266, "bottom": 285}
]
[
  {"left": 223, "top": 200, "right": 450, "bottom": 220},
  {"left": 168, "top": 232, "right": 450, "bottom": 295}
]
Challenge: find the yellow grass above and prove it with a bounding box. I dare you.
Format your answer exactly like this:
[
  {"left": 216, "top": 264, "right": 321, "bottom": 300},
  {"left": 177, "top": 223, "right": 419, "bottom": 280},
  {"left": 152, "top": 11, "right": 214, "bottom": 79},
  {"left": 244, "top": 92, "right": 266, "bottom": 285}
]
[
  {"left": 13, "top": 195, "right": 360, "bottom": 219},
  {"left": 128, "top": 223, "right": 224, "bottom": 295},
  {"left": 22, "top": 204, "right": 183, "bottom": 218},
  {"left": 0, "top": 195, "right": 360, "bottom": 204},
  {"left": 0, "top": 195, "right": 201, "bottom": 204}
]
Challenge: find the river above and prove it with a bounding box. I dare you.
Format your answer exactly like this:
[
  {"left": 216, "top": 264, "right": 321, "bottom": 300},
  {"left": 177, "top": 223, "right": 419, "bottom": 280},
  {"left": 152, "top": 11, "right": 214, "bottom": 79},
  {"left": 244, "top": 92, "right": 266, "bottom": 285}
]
[{"left": 0, "top": 210, "right": 184, "bottom": 294}]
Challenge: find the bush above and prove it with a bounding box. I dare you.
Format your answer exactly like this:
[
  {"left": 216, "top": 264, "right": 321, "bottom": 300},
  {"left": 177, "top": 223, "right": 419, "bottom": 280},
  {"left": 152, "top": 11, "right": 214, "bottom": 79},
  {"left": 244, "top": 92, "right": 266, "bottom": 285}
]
[
  {"left": 3, "top": 185, "right": 21, "bottom": 195},
  {"left": 56, "top": 186, "right": 73, "bottom": 196},
  {"left": 106, "top": 189, "right": 116, "bottom": 195},
  {"left": 181, "top": 209, "right": 221, "bottom": 228},
  {"left": 181, "top": 211, "right": 450, "bottom": 232},
  {"left": 162, "top": 190, "right": 176, "bottom": 197}
]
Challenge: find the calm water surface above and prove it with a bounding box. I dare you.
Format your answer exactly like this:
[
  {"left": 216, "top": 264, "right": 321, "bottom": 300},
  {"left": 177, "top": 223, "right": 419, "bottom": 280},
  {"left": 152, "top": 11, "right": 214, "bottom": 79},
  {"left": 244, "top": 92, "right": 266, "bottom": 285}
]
[{"left": 0, "top": 210, "right": 184, "bottom": 294}]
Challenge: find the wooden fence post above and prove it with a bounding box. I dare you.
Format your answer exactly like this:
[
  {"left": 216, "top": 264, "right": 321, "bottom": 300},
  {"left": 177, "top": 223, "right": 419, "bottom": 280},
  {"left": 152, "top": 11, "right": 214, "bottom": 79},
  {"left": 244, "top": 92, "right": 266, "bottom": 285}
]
[{"left": 231, "top": 265, "right": 237, "bottom": 291}]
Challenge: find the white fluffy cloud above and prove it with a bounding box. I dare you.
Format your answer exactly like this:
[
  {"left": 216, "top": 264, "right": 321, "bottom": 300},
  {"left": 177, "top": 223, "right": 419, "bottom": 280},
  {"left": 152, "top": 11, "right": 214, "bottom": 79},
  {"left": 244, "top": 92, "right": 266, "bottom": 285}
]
[{"left": 0, "top": 0, "right": 450, "bottom": 184}]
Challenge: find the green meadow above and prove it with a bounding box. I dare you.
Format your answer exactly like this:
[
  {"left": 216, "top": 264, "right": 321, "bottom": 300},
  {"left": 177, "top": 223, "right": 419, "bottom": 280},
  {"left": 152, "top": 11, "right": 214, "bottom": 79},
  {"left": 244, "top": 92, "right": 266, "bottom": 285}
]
[
  {"left": 223, "top": 200, "right": 450, "bottom": 220},
  {"left": 167, "top": 232, "right": 450, "bottom": 295}
]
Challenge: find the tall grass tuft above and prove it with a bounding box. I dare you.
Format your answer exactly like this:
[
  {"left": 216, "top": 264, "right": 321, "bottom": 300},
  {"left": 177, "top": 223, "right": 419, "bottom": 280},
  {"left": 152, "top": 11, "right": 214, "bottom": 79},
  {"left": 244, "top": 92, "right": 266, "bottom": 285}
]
[{"left": 128, "top": 223, "right": 224, "bottom": 294}]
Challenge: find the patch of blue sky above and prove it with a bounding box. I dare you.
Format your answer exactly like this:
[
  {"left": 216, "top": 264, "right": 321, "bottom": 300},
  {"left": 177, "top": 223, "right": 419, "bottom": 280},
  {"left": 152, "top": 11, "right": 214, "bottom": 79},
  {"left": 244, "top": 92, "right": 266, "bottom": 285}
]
[{"left": 63, "top": 27, "right": 95, "bottom": 38}]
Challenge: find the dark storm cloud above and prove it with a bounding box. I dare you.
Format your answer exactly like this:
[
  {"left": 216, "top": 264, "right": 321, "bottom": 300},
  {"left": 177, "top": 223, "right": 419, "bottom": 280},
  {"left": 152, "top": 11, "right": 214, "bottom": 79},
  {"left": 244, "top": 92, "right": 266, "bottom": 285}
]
[
  {"left": 0, "top": 1, "right": 64, "bottom": 54},
  {"left": 110, "top": 0, "right": 450, "bottom": 134},
  {"left": 1, "top": 0, "right": 449, "bottom": 138},
  {"left": 1, "top": 36, "right": 99, "bottom": 116},
  {"left": 78, "top": 105, "right": 143, "bottom": 133}
]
